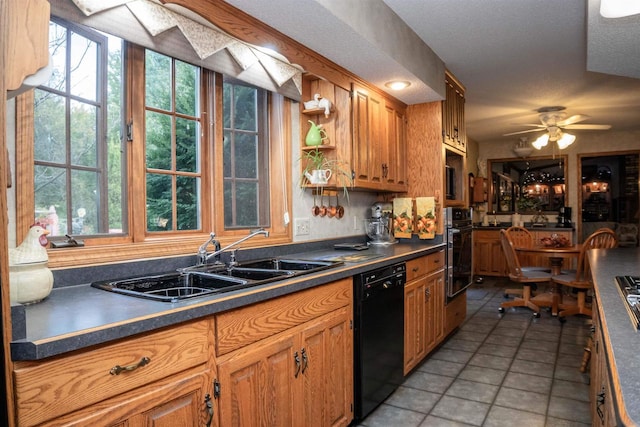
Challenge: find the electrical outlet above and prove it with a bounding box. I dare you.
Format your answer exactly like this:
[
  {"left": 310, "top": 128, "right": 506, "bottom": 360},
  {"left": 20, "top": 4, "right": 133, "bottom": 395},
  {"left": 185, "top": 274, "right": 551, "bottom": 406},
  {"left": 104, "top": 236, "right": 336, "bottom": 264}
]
[{"left": 295, "top": 218, "right": 310, "bottom": 236}]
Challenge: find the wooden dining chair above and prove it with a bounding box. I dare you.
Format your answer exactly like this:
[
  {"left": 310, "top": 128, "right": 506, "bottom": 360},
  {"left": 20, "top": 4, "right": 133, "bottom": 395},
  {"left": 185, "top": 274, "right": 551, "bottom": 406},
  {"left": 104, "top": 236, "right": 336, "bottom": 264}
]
[
  {"left": 503, "top": 226, "right": 550, "bottom": 299},
  {"left": 499, "top": 229, "right": 554, "bottom": 317},
  {"left": 552, "top": 228, "right": 618, "bottom": 320}
]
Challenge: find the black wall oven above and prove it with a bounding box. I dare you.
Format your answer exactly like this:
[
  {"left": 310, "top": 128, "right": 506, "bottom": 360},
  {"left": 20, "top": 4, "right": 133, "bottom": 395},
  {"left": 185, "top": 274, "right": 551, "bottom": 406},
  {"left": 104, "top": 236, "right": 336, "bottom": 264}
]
[{"left": 444, "top": 207, "right": 473, "bottom": 300}]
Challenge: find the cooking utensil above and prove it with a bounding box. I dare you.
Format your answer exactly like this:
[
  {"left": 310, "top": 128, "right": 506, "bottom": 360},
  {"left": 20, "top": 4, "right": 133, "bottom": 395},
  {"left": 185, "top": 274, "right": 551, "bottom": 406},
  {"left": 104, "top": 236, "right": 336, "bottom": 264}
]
[
  {"left": 328, "top": 193, "right": 337, "bottom": 218},
  {"left": 311, "top": 192, "right": 320, "bottom": 216},
  {"left": 336, "top": 193, "right": 344, "bottom": 219},
  {"left": 319, "top": 192, "right": 327, "bottom": 217}
]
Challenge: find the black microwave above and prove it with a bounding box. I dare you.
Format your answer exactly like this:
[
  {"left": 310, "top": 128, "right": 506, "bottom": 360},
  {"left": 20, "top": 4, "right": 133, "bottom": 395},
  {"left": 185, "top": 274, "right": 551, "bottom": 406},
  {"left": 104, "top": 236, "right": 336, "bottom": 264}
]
[{"left": 445, "top": 165, "right": 456, "bottom": 200}]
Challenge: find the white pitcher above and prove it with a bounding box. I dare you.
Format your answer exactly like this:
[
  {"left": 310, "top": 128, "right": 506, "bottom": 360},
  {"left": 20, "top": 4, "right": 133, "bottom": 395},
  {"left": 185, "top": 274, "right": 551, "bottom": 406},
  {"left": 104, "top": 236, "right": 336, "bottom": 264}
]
[{"left": 304, "top": 169, "right": 332, "bottom": 185}]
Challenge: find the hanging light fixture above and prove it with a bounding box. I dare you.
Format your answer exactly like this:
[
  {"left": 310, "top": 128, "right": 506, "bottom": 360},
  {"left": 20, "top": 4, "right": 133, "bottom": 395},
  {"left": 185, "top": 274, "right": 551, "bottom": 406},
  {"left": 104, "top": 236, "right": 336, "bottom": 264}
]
[
  {"left": 532, "top": 134, "right": 549, "bottom": 150},
  {"left": 532, "top": 127, "right": 575, "bottom": 150},
  {"left": 556, "top": 132, "right": 576, "bottom": 149}
]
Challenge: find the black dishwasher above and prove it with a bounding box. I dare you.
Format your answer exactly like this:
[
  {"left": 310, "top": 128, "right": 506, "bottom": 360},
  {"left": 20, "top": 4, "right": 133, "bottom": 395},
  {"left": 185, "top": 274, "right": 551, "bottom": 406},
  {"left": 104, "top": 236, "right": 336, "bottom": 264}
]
[{"left": 353, "top": 262, "right": 406, "bottom": 421}]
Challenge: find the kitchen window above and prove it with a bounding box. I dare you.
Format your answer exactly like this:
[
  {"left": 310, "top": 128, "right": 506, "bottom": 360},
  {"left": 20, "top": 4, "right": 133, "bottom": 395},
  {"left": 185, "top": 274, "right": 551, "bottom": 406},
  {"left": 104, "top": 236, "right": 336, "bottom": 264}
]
[
  {"left": 223, "top": 79, "right": 270, "bottom": 228},
  {"left": 15, "top": 18, "right": 291, "bottom": 267},
  {"left": 32, "top": 18, "right": 125, "bottom": 237}
]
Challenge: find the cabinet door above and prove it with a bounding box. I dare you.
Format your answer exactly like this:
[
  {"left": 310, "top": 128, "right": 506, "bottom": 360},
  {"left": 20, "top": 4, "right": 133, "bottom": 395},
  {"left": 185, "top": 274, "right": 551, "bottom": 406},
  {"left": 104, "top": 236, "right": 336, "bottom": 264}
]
[
  {"left": 473, "top": 231, "right": 507, "bottom": 277},
  {"left": 424, "top": 271, "right": 445, "bottom": 355},
  {"left": 404, "top": 276, "right": 427, "bottom": 374},
  {"left": 299, "top": 307, "right": 353, "bottom": 427},
  {"left": 352, "top": 84, "right": 384, "bottom": 189},
  {"left": 217, "top": 333, "right": 298, "bottom": 427},
  {"left": 383, "top": 104, "right": 407, "bottom": 191},
  {"left": 352, "top": 85, "right": 372, "bottom": 187}
]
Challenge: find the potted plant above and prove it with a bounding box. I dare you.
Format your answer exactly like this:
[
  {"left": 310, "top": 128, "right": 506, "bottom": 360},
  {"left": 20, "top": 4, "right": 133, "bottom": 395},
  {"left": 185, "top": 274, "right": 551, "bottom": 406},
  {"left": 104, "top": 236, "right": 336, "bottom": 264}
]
[{"left": 300, "top": 148, "right": 353, "bottom": 198}]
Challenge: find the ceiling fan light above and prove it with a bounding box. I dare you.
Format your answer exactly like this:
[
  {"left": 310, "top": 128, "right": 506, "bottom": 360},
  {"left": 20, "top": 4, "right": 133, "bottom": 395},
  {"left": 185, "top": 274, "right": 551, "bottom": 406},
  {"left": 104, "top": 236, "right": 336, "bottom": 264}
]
[
  {"left": 532, "top": 134, "right": 549, "bottom": 150},
  {"left": 557, "top": 133, "right": 576, "bottom": 149}
]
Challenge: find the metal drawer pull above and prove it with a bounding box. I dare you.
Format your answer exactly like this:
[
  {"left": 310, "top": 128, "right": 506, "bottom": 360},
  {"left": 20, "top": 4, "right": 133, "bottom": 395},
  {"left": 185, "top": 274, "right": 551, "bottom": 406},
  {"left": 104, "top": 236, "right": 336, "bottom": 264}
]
[
  {"left": 301, "top": 348, "right": 309, "bottom": 374},
  {"left": 109, "top": 356, "right": 151, "bottom": 375},
  {"left": 294, "top": 351, "right": 301, "bottom": 378},
  {"left": 204, "top": 393, "right": 214, "bottom": 427}
]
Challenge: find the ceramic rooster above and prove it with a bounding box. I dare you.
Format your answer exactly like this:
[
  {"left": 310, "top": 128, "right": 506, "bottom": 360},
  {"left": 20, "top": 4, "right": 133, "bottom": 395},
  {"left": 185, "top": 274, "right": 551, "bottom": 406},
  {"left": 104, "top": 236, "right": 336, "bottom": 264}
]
[{"left": 9, "top": 224, "right": 50, "bottom": 266}]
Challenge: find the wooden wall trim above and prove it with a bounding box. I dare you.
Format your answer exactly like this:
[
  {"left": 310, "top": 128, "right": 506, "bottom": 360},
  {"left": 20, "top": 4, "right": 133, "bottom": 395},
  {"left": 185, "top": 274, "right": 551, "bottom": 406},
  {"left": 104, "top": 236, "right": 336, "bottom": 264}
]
[{"left": 2, "top": 0, "right": 18, "bottom": 424}]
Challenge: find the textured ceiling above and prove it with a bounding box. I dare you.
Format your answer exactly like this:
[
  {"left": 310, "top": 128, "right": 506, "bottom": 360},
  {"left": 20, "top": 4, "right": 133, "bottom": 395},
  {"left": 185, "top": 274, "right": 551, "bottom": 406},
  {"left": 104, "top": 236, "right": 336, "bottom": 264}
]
[{"left": 224, "top": 0, "right": 640, "bottom": 143}]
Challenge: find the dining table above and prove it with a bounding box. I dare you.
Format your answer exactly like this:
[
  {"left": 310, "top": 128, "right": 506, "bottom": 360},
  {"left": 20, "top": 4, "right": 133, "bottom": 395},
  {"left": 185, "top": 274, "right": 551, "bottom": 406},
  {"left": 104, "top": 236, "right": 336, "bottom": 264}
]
[{"left": 516, "top": 243, "right": 582, "bottom": 315}]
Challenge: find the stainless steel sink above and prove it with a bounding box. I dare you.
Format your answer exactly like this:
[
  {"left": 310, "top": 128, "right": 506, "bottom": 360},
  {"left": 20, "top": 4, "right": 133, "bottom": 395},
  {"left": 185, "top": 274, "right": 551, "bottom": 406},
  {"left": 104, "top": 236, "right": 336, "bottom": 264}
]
[
  {"left": 91, "top": 272, "right": 251, "bottom": 302},
  {"left": 238, "top": 258, "right": 342, "bottom": 272},
  {"left": 91, "top": 258, "right": 343, "bottom": 302},
  {"left": 196, "top": 267, "right": 296, "bottom": 281}
]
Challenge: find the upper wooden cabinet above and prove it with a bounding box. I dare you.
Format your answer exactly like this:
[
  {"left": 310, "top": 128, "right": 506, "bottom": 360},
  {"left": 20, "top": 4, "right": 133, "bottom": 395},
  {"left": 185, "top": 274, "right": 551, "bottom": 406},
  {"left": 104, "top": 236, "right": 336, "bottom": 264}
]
[
  {"left": 300, "top": 76, "right": 407, "bottom": 193},
  {"left": 442, "top": 71, "right": 466, "bottom": 153}
]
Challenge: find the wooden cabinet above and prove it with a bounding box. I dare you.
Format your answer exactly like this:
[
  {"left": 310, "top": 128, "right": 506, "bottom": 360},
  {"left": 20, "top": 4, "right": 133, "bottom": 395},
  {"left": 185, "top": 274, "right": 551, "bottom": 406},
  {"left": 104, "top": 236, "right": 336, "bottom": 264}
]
[
  {"left": 353, "top": 82, "right": 408, "bottom": 191},
  {"left": 214, "top": 279, "right": 353, "bottom": 427},
  {"left": 12, "top": 319, "right": 212, "bottom": 427},
  {"left": 300, "top": 77, "right": 406, "bottom": 192},
  {"left": 591, "top": 298, "right": 618, "bottom": 426},
  {"left": 404, "top": 250, "right": 445, "bottom": 374},
  {"left": 383, "top": 102, "right": 408, "bottom": 191},
  {"left": 352, "top": 83, "right": 383, "bottom": 188},
  {"left": 445, "top": 291, "right": 467, "bottom": 336},
  {"left": 442, "top": 72, "right": 466, "bottom": 153},
  {"left": 472, "top": 177, "right": 488, "bottom": 204},
  {"left": 473, "top": 229, "right": 507, "bottom": 277}
]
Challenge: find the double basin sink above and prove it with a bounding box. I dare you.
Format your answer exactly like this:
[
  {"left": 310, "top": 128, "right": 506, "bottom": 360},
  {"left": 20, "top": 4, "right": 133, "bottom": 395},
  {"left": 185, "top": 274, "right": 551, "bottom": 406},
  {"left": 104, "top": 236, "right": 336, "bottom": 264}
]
[{"left": 91, "top": 258, "right": 343, "bottom": 303}]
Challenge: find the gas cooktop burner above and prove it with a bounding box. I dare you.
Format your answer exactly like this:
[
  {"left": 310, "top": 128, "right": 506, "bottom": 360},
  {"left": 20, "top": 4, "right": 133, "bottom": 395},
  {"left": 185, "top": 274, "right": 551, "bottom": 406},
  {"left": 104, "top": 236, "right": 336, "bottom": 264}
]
[{"left": 615, "top": 276, "right": 640, "bottom": 329}]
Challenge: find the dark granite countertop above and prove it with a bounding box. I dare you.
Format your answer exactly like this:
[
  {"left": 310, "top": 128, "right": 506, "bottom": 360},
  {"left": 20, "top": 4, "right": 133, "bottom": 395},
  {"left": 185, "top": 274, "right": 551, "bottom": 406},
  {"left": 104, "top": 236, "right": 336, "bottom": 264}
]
[
  {"left": 11, "top": 241, "right": 444, "bottom": 361},
  {"left": 473, "top": 223, "right": 575, "bottom": 231},
  {"left": 589, "top": 248, "right": 640, "bottom": 426}
]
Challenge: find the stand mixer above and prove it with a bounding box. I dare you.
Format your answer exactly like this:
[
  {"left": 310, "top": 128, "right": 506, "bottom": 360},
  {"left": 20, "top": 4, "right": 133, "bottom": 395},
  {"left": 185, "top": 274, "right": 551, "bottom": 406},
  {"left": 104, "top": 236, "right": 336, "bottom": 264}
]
[{"left": 365, "top": 202, "right": 398, "bottom": 245}]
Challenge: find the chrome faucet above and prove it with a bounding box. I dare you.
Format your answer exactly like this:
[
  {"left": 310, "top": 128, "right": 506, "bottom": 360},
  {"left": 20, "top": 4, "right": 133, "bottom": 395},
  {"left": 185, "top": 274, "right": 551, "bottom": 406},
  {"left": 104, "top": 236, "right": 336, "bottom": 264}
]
[
  {"left": 197, "top": 232, "right": 221, "bottom": 266},
  {"left": 197, "top": 228, "right": 269, "bottom": 266}
]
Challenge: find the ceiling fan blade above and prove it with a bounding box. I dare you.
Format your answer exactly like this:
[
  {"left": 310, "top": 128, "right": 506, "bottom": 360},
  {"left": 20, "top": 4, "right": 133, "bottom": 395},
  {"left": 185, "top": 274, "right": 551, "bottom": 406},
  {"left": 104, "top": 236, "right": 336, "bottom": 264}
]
[
  {"left": 510, "top": 123, "right": 547, "bottom": 128},
  {"left": 563, "top": 124, "right": 612, "bottom": 130},
  {"left": 557, "top": 114, "right": 590, "bottom": 126},
  {"left": 503, "top": 128, "right": 546, "bottom": 136}
]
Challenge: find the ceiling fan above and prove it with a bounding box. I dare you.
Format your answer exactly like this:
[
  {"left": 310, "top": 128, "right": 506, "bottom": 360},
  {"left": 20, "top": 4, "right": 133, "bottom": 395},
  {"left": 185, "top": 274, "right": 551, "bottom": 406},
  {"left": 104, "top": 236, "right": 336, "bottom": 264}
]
[{"left": 503, "top": 106, "right": 612, "bottom": 150}]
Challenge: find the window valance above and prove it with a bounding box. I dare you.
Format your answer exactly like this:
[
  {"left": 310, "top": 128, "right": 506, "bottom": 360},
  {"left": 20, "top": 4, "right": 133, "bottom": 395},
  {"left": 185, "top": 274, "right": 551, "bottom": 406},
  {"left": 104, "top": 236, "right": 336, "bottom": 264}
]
[{"left": 50, "top": 0, "right": 303, "bottom": 100}]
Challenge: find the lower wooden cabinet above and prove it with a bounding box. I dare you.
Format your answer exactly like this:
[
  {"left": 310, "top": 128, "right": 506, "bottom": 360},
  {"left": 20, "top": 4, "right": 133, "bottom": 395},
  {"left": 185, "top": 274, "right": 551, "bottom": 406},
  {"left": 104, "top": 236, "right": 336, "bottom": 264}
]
[
  {"left": 473, "top": 229, "right": 507, "bottom": 277},
  {"left": 12, "top": 319, "right": 212, "bottom": 427},
  {"left": 591, "top": 298, "right": 618, "bottom": 426},
  {"left": 214, "top": 278, "right": 353, "bottom": 427},
  {"left": 404, "top": 252, "right": 445, "bottom": 374},
  {"left": 444, "top": 291, "right": 467, "bottom": 336}
]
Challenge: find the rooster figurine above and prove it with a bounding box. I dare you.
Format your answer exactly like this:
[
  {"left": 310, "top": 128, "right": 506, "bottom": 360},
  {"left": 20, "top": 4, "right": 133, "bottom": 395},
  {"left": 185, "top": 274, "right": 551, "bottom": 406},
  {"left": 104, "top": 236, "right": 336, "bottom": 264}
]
[
  {"left": 9, "top": 224, "right": 50, "bottom": 265},
  {"left": 9, "top": 224, "right": 53, "bottom": 304}
]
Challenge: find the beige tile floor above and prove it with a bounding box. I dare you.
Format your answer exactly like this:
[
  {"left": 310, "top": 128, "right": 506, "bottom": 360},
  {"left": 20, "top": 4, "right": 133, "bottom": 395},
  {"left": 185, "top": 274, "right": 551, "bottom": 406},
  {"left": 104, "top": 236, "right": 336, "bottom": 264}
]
[{"left": 357, "top": 279, "right": 592, "bottom": 427}]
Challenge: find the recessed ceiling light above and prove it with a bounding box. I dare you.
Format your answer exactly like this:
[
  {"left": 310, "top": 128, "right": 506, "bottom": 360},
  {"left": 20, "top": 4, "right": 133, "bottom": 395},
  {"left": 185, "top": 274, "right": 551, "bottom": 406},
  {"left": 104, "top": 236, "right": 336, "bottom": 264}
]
[
  {"left": 600, "top": 0, "right": 640, "bottom": 18},
  {"left": 385, "top": 81, "right": 411, "bottom": 90}
]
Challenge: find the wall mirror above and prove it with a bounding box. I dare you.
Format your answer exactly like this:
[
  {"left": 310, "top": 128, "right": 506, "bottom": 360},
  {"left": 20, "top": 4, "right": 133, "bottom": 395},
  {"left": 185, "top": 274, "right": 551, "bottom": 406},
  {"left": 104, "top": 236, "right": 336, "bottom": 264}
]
[{"left": 487, "top": 155, "right": 567, "bottom": 214}]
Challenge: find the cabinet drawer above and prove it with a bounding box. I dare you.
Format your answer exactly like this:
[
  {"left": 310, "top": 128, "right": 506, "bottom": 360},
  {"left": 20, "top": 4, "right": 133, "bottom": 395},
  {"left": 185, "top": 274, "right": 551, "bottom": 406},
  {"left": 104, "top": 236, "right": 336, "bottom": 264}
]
[
  {"left": 406, "top": 250, "right": 445, "bottom": 281},
  {"left": 216, "top": 278, "right": 352, "bottom": 355},
  {"left": 14, "top": 319, "right": 210, "bottom": 427}
]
